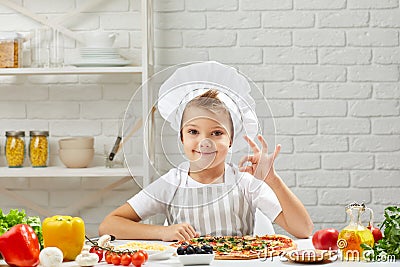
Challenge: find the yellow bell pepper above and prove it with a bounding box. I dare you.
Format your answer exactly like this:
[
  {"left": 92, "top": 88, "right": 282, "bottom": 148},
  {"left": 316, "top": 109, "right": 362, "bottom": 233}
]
[{"left": 42, "top": 215, "right": 85, "bottom": 261}]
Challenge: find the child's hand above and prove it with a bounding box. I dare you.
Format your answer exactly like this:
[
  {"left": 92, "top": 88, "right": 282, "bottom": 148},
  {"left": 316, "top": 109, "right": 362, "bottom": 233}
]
[
  {"left": 238, "top": 135, "right": 281, "bottom": 182},
  {"left": 161, "top": 223, "right": 199, "bottom": 241}
]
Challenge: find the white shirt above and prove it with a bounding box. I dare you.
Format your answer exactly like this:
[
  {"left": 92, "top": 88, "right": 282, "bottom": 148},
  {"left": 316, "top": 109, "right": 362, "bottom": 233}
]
[{"left": 128, "top": 162, "right": 282, "bottom": 228}]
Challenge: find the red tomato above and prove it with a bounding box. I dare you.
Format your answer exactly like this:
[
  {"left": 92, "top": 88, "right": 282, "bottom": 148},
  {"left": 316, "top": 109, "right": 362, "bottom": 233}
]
[
  {"left": 138, "top": 250, "right": 148, "bottom": 262},
  {"left": 312, "top": 228, "right": 339, "bottom": 250},
  {"left": 105, "top": 251, "right": 113, "bottom": 264},
  {"left": 367, "top": 224, "right": 383, "bottom": 243},
  {"left": 89, "top": 246, "right": 104, "bottom": 262},
  {"left": 131, "top": 251, "right": 146, "bottom": 267},
  {"left": 111, "top": 253, "right": 122, "bottom": 265},
  {"left": 120, "top": 253, "right": 132, "bottom": 266}
]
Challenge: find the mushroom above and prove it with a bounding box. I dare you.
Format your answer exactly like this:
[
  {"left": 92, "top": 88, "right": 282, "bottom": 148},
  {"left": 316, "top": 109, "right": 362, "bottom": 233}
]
[
  {"left": 39, "top": 247, "right": 63, "bottom": 267},
  {"left": 75, "top": 251, "right": 99, "bottom": 267},
  {"left": 97, "top": 234, "right": 112, "bottom": 248}
]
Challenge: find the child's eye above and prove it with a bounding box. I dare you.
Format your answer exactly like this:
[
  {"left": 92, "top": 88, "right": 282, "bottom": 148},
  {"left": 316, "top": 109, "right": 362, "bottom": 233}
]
[
  {"left": 188, "top": 129, "right": 199, "bottom": 135},
  {"left": 212, "top": 131, "right": 224, "bottom": 136}
]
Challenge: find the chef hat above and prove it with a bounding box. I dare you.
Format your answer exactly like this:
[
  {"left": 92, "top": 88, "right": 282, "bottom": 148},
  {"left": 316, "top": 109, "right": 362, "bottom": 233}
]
[{"left": 157, "top": 61, "right": 259, "bottom": 152}]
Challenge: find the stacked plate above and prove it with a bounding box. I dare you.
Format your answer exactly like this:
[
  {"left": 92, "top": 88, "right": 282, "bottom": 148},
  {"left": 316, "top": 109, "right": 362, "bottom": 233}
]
[{"left": 70, "top": 48, "right": 131, "bottom": 67}]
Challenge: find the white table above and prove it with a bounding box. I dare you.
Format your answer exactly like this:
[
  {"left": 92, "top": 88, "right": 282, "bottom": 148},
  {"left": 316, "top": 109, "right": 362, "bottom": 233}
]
[{"left": 1, "top": 239, "right": 399, "bottom": 266}]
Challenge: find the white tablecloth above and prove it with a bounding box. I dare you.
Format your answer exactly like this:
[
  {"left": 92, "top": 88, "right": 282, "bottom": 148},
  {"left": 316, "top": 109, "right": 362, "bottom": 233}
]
[{"left": 1, "top": 239, "right": 399, "bottom": 267}]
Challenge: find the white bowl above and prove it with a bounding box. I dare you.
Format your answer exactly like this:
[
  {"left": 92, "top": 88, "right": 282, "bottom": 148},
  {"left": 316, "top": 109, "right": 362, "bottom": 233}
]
[
  {"left": 59, "top": 148, "right": 94, "bottom": 168},
  {"left": 177, "top": 254, "right": 215, "bottom": 266},
  {"left": 59, "top": 137, "right": 94, "bottom": 149},
  {"left": 148, "top": 247, "right": 176, "bottom": 261}
]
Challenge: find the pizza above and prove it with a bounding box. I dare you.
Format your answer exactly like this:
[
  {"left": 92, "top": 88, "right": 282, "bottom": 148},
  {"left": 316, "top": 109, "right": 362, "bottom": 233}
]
[{"left": 171, "top": 234, "right": 297, "bottom": 260}]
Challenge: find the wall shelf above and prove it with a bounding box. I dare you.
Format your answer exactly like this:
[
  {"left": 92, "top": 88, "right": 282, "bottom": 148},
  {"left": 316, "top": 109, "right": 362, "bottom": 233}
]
[
  {"left": 0, "top": 166, "right": 143, "bottom": 177},
  {"left": 0, "top": 66, "right": 143, "bottom": 75},
  {"left": 0, "top": 0, "right": 154, "bottom": 226}
]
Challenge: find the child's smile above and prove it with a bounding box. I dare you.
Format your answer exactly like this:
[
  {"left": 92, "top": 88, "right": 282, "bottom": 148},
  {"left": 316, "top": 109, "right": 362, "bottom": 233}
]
[
  {"left": 194, "top": 150, "right": 216, "bottom": 155},
  {"left": 193, "top": 145, "right": 217, "bottom": 163}
]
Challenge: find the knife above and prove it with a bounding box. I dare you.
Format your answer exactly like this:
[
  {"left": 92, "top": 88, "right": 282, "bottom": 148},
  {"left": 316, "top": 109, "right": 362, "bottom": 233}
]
[{"left": 108, "top": 136, "right": 121, "bottom": 161}]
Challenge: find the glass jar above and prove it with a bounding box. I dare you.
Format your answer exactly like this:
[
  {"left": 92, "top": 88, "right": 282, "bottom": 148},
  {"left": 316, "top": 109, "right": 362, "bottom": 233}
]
[
  {"left": 29, "top": 131, "right": 49, "bottom": 167},
  {"left": 5, "top": 131, "right": 25, "bottom": 168},
  {"left": 30, "top": 27, "right": 51, "bottom": 68},
  {"left": 0, "top": 32, "right": 23, "bottom": 68}
]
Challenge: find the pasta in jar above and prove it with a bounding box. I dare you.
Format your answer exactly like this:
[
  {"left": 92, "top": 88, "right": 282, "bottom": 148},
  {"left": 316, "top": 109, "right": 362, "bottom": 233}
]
[
  {"left": 29, "top": 131, "right": 49, "bottom": 167},
  {"left": 5, "top": 131, "right": 25, "bottom": 168},
  {"left": 0, "top": 33, "right": 23, "bottom": 68}
]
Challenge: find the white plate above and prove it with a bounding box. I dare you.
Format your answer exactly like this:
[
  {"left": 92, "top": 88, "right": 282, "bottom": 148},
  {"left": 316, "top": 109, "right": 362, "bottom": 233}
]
[
  {"left": 80, "top": 51, "right": 119, "bottom": 54},
  {"left": 177, "top": 254, "right": 215, "bottom": 266},
  {"left": 148, "top": 247, "right": 176, "bottom": 261},
  {"left": 80, "top": 52, "right": 120, "bottom": 56},
  {"left": 69, "top": 59, "right": 132, "bottom": 67},
  {"left": 112, "top": 240, "right": 175, "bottom": 261},
  {"left": 80, "top": 48, "right": 118, "bottom": 53},
  {"left": 80, "top": 55, "right": 121, "bottom": 59}
]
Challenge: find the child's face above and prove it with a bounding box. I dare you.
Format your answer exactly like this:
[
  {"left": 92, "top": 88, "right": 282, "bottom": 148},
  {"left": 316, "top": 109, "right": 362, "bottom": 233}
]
[{"left": 181, "top": 106, "right": 232, "bottom": 173}]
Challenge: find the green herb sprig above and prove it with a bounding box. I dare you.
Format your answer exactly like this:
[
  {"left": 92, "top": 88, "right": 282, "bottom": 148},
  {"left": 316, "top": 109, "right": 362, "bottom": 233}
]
[{"left": 361, "top": 206, "right": 400, "bottom": 261}]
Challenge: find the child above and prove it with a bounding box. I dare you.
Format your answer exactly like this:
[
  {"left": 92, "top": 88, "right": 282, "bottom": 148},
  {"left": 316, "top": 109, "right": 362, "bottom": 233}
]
[{"left": 99, "top": 62, "right": 313, "bottom": 241}]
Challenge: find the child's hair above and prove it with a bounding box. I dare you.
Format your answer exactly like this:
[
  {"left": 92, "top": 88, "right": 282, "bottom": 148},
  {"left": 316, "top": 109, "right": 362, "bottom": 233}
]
[{"left": 180, "top": 89, "right": 234, "bottom": 141}]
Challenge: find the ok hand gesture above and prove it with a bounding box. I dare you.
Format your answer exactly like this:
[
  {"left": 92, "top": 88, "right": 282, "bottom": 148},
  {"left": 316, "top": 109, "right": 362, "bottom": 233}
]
[{"left": 238, "top": 135, "right": 281, "bottom": 182}]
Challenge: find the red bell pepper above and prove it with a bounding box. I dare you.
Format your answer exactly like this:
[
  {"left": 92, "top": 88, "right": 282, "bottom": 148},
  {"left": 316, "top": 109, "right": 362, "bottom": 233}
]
[{"left": 0, "top": 224, "right": 40, "bottom": 267}]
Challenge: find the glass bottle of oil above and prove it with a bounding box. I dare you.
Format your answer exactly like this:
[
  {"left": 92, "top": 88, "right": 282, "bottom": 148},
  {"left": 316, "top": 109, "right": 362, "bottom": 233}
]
[{"left": 338, "top": 202, "right": 374, "bottom": 261}]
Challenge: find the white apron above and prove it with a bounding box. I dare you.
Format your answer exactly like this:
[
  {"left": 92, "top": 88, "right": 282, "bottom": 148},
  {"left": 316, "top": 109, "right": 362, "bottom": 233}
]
[{"left": 166, "top": 164, "right": 254, "bottom": 236}]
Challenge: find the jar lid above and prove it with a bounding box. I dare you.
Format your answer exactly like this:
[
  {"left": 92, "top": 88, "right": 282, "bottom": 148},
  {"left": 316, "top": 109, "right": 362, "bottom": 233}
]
[
  {"left": 5, "top": 130, "right": 25, "bottom": 137},
  {"left": 30, "top": 130, "right": 49, "bottom": 136}
]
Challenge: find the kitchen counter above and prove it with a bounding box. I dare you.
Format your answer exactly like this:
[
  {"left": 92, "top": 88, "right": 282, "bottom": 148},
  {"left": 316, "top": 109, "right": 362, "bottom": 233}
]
[{"left": 1, "top": 239, "right": 399, "bottom": 266}]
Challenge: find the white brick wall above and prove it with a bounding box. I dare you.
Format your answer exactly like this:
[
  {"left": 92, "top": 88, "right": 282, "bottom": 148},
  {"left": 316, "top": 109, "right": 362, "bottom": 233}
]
[{"left": 1, "top": 0, "right": 399, "bottom": 237}]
